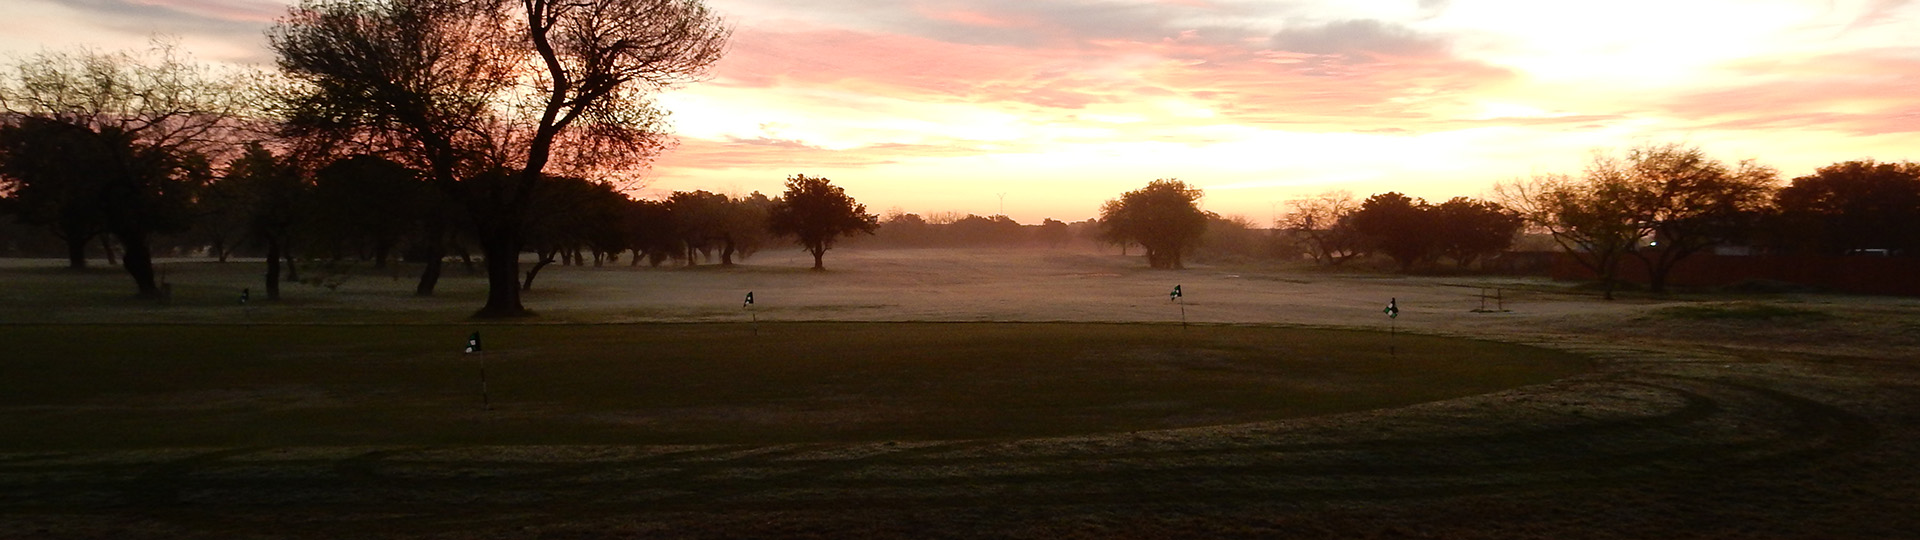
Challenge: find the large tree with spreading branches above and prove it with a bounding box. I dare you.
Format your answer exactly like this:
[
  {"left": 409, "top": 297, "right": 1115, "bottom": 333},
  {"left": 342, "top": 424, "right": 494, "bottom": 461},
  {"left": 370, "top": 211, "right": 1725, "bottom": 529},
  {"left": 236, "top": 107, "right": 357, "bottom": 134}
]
[{"left": 269, "top": 0, "right": 730, "bottom": 317}]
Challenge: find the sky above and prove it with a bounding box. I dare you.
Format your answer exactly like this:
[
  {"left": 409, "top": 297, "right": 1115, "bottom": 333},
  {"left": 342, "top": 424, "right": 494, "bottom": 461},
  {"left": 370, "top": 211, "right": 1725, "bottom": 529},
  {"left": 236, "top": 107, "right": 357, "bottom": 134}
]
[{"left": 4, "top": 0, "right": 1918, "bottom": 224}]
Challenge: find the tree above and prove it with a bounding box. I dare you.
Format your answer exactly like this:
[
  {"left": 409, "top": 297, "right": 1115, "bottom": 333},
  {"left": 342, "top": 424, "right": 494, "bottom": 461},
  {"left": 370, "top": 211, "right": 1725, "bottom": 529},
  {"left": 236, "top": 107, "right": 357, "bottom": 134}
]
[
  {"left": 521, "top": 175, "right": 625, "bottom": 290},
  {"left": 1280, "top": 190, "right": 1363, "bottom": 265},
  {"left": 307, "top": 155, "right": 432, "bottom": 268},
  {"left": 0, "top": 117, "right": 111, "bottom": 269},
  {"left": 221, "top": 144, "right": 310, "bottom": 300},
  {"left": 1772, "top": 160, "right": 1920, "bottom": 255},
  {"left": 1498, "top": 172, "right": 1647, "bottom": 300},
  {"left": 270, "top": 0, "right": 730, "bottom": 317},
  {"left": 0, "top": 44, "right": 246, "bottom": 295},
  {"left": 1599, "top": 143, "right": 1777, "bottom": 293},
  {"left": 1099, "top": 179, "right": 1208, "bottom": 269},
  {"left": 767, "top": 174, "right": 878, "bottom": 270},
  {"left": 1348, "top": 192, "right": 1437, "bottom": 272},
  {"left": 1432, "top": 197, "right": 1522, "bottom": 268},
  {"left": 1036, "top": 218, "right": 1071, "bottom": 248}
]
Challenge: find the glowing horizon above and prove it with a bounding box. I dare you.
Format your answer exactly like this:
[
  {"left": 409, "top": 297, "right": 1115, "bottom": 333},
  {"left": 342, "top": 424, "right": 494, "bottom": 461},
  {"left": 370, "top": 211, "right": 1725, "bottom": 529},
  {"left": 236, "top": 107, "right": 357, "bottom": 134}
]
[{"left": 5, "top": 0, "right": 1917, "bottom": 224}]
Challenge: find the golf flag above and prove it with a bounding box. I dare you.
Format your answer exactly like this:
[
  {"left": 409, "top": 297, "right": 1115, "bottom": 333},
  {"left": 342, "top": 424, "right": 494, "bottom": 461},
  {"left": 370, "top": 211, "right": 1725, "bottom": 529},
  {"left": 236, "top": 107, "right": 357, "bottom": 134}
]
[
  {"left": 465, "top": 332, "right": 482, "bottom": 354},
  {"left": 240, "top": 288, "right": 249, "bottom": 305},
  {"left": 1170, "top": 285, "right": 1183, "bottom": 301},
  {"left": 743, "top": 291, "right": 754, "bottom": 308},
  {"left": 1385, "top": 298, "right": 1399, "bottom": 319}
]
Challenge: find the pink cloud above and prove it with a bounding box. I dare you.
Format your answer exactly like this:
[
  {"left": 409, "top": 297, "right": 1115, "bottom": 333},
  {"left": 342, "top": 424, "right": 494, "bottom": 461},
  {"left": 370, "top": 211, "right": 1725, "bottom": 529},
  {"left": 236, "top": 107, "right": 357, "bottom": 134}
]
[{"left": 1662, "top": 50, "right": 1920, "bottom": 135}]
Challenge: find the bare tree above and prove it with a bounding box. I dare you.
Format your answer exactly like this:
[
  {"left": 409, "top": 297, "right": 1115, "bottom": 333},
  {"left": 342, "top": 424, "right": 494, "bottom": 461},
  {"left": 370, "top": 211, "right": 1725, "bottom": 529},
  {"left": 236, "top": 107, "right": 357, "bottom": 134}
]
[
  {"left": 270, "top": 0, "right": 729, "bottom": 317},
  {"left": 1498, "top": 172, "right": 1646, "bottom": 300},
  {"left": 1280, "top": 190, "right": 1362, "bottom": 265}
]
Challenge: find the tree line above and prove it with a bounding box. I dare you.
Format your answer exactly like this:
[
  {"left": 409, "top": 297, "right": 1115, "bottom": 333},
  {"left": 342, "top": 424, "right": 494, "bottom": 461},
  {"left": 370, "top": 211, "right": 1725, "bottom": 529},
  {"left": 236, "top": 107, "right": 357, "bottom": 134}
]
[{"left": 1, "top": 0, "right": 881, "bottom": 316}]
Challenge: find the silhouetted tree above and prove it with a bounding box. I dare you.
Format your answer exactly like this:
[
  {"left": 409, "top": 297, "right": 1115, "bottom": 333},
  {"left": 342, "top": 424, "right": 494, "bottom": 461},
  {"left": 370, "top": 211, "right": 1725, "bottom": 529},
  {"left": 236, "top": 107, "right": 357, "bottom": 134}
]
[
  {"left": 767, "top": 174, "right": 878, "bottom": 270},
  {"left": 1772, "top": 160, "right": 1920, "bottom": 255},
  {"left": 271, "top": 0, "right": 730, "bottom": 317},
  {"left": 1036, "top": 218, "right": 1071, "bottom": 248},
  {"left": 1099, "top": 179, "right": 1207, "bottom": 269},
  {"left": 1349, "top": 192, "right": 1437, "bottom": 272},
  {"left": 306, "top": 155, "right": 432, "bottom": 268},
  {"left": 0, "top": 44, "right": 246, "bottom": 295},
  {"left": 623, "top": 198, "right": 677, "bottom": 266},
  {"left": 0, "top": 117, "right": 111, "bottom": 269},
  {"left": 221, "top": 144, "right": 310, "bottom": 300},
  {"left": 1601, "top": 143, "right": 1778, "bottom": 293},
  {"left": 521, "top": 175, "right": 624, "bottom": 290},
  {"left": 1432, "top": 197, "right": 1522, "bottom": 268},
  {"left": 1280, "top": 190, "right": 1363, "bottom": 265},
  {"left": 1499, "top": 172, "right": 1646, "bottom": 300}
]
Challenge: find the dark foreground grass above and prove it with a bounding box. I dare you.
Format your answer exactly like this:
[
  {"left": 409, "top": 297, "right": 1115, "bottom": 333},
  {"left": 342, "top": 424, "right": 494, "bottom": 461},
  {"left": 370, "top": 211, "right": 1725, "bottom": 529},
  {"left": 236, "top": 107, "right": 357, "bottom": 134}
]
[{"left": 0, "top": 323, "right": 1585, "bottom": 450}]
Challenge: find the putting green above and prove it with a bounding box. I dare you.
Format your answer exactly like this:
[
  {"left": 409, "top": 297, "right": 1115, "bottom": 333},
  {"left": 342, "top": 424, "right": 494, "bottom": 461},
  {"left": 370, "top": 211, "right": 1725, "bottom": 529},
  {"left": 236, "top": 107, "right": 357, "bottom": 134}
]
[{"left": 0, "top": 322, "right": 1587, "bottom": 449}]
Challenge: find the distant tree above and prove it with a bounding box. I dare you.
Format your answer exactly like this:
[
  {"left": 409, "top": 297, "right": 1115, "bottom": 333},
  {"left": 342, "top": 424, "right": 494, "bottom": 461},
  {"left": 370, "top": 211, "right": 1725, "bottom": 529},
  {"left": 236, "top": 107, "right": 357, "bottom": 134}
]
[
  {"left": 1600, "top": 143, "right": 1778, "bottom": 293},
  {"left": 623, "top": 198, "right": 677, "bottom": 266},
  {"left": 1036, "top": 218, "right": 1071, "bottom": 248},
  {"left": 1099, "top": 179, "right": 1208, "bottom": 269},
  {"left": 0, "top": 117, "right": 111, "bottom": 269},
  {"left": 0, "top": 44, "right": 246, "bottom": 294},
  {"left": 876, "top": 210, "right": 933, "bottom": 247},
  {"left": 221, "top": 144, "right": 310, "bottom": 300},
  {"left": 1280, "top": 190, "right": 1362, "bottom": 265},
  {"left": 1772, "top": 160, "right": 1920, "bottom": 255},
  {"left": 306, "top": 155, "right": 432, "bottom": 268},
  {"left": 521, "top": 175, "right": 625, "bottom": 290},
  {"left": 1432, "top": 197, "right": 1522, "bottom": 268},
  {"left": 767, "top": 174, "right": 879, "bottom": 270},
  {"left": 1348, "top": 192, "right": 1437, "bottom": 272},
  {"left": 271, "top": 0, "right": 730, "bottom": 317},
  {"left": 1195, "top": 213, "right": 1265, "bottom": 262}
]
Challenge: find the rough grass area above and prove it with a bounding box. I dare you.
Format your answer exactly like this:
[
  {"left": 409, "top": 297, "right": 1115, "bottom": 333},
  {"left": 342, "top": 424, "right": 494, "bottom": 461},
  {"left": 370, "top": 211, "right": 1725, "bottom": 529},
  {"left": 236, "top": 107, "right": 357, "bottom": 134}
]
[
  {"left": 0, "top": 323, "right": 1585, "bottom": 450},
  {"left": 1652, "top": 301, "right": 1832, "bottom": 321}
]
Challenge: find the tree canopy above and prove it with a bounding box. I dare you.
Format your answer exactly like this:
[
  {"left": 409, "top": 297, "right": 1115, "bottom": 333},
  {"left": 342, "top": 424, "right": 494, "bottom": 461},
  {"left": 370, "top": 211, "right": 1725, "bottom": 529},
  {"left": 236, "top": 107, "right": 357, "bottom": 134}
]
[
  {"left": 270, "top": 0, "right": 730, "bottom": 317},
  {"left": 767, "top": 174, "right": 878, "bottom": 270},
  {"left": 1099, "top": 179, "right": 1208, "bottom": 269}
]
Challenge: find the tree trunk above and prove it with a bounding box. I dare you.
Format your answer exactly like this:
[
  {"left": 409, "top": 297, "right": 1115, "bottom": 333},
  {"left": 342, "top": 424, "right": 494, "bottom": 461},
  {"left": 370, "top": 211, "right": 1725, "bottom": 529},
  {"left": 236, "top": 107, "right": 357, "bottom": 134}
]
[
  {"left": 810, "top": 244, "right": 826, "bottom": 270},
  {"left": 265, "top": 236, "right": 282, "bottom": 301},
  {"left": 118, "top": 232, "right": 160, "bottom": 298},
  {"left": 283, "top": 248, "right": 299, "bottom": 284},
  {"left": 475, "top": 231, "right": 530, "bottom": 318},
  {"left": 720, "top": 233, "right": 736, "bottom": 266},
  {"left": 522, "top": 251, "right": 555, "bottom": 291},
  {"left": 101, "top": 235, "right": 118, "bottom": 267},
  {"left": 415, "top": 220, "right": 445, "bottom": 297},
  {"left": 63, "top": 234, "right": 90, "bottom": 270}
]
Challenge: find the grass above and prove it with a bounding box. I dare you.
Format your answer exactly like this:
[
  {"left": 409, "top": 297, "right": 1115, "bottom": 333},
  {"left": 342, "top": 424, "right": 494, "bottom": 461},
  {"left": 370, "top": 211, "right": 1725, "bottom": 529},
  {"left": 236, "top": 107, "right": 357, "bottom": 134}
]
[
  {"left": 1651, "top": 302, "right": 1833, "bottom": 321},
  {"left": 0, "top": 322, "right": 1587, "bottom": 450}
]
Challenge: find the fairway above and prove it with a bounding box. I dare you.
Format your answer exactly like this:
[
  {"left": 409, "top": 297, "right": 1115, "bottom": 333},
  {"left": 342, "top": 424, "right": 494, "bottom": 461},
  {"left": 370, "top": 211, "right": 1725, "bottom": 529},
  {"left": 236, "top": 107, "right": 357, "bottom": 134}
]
[{"left": 0, "top": 322, "right": 1586, "bottom": 449}]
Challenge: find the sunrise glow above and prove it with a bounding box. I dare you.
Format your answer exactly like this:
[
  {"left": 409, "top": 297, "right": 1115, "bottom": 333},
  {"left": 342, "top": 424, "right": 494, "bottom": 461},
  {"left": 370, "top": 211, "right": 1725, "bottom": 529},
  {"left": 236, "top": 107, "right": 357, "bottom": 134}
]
[{"left": 5, "top": 0, "right": 1917, "bottom": 223}]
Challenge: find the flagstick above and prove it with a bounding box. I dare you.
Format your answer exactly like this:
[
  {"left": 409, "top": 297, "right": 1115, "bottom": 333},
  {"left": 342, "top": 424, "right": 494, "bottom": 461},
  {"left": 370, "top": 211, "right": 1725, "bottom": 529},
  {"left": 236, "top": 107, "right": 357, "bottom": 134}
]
[
  {"left": 750, "top": 306, "right": 758, "bottom": 337},
  {"left": 479, "top": 351, "right": 491, "bottom": 410},
  {"left": 1178, "top": 297, "right": 1187, "bottom": 329}
]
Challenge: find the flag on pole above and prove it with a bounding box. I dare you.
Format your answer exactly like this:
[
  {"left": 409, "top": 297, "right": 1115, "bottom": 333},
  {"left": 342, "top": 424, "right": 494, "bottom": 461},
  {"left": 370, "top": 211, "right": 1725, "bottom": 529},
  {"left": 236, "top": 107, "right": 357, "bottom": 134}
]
[
  {"left": 1170, "top": 285, "right": 1183, "bottom": 301},
  {"left": 465, "top": 332, "right": 482, "bottom": 354},
  {"left": 1385, "top": 298, "right": 1399, "bottom": 319},
  {"left": 743, "top": 291, "right": 754, "bottom": 308}
]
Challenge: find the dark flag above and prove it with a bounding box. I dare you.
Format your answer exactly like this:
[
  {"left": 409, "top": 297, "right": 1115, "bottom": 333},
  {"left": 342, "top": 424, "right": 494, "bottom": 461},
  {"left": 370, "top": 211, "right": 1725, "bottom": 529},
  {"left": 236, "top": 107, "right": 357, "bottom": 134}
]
[
  {"left": 1385, "top": 298, "right": 1399, "bottom": 319},
  {"left": 1170, "top": 284, "right": 1182, "bottom": 301},
  {"left": 466, "top": 332, "right": 482, "bottom": 354},
  {"left": 744, "top": 291, "right": 754, "bottom": 308}
]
